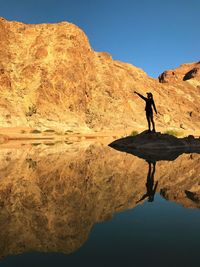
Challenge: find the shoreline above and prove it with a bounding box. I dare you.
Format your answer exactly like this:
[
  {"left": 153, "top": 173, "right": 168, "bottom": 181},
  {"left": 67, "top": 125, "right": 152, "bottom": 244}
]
[{"left": 0, "top": 126, "right": 199, "bottom": 144}]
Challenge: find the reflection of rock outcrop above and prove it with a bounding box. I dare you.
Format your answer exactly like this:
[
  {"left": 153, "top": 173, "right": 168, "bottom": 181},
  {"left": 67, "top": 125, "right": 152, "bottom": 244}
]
[
  {"left": 110, "top": 132, "right": 200, "bottom": 209},
  {"left": 161, "top": 189, "right": 200, "bottom": 209},
  {"left": 0, "top": 143, "right": 200, "bottom": 259},
  {"left": 158, "top": 154, "right": 200, "bottom": 209},
  {"left": 0, "top": 143, "right": 147, "bottom": 259}
]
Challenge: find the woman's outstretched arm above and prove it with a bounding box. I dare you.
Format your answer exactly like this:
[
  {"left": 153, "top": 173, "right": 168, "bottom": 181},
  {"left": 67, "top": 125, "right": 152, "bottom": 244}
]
[{"left": 134, "top": 91, "right": 147, "bottom": 101}]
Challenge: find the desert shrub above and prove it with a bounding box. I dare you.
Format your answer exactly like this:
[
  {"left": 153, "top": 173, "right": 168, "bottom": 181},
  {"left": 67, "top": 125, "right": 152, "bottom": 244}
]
[
  {"left": 130, "top": 130, "right": 139, "bottom": 136},
  {"left": 65, "top": 141, "right": 73, "bottom": 145},
  {"left": 56, "top": 131, "right": 64, "bottom": 135},
  {"left": 26, "top": 105, "right": 37, "bottom": 116},
  {"left": 26, "top": 158, "right": 37, "bottom": 170},
  {"left": 31, "top": 129, "right": 41, "bottom": 134},
  {"left": 65, "top": 130, "right": 73, "bottom": 134},
  {"left": 44, "top": 142, "right": 55, "bottom": 146},
  {"left": 164, "top": 130, "right": 183, "bottom": 137},
  {"left": 44, "top": 129, "right": 55, "bottom": 133},
  {"left": 32, "top": 143, "right": 41, "bottom": 146}
]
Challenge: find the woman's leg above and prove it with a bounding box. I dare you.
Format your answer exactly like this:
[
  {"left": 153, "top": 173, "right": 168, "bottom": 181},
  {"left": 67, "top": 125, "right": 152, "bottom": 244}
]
[
  {"left": 150, "top": 113, "right": 156, "bottom": 132},
  {"left": 146, "top": 112, "right": 151, "bottom": 131}
]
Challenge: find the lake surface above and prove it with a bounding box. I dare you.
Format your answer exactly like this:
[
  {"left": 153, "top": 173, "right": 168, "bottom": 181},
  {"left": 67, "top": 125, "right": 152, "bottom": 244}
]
[{"left": 0, "top": 140, "right": 200, "bottom": 267}]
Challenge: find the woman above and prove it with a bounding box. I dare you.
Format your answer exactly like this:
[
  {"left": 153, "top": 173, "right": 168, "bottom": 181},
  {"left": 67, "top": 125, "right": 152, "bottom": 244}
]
[{"left": 134, "top": 91, "right": 157, "bottom": 132}]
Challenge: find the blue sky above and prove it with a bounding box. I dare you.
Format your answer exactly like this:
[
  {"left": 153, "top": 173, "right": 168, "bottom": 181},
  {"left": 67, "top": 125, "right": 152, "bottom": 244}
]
[{"left": 0, "top": 0, "right": 199, "bottom": 77}]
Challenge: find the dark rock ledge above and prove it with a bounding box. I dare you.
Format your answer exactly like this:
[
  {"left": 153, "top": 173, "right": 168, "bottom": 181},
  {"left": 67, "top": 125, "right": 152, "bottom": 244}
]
[{"left": 109, "top": 131, "right": 200, "bottom": 162}]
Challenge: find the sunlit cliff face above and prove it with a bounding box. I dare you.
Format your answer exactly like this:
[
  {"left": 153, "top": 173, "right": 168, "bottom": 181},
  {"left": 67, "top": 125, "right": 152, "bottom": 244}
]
[
  {"left": 0, "top": 141, "right": 200, "bottom": 259},
  {"left": 0, "top": 17, "right": 200, "bottom": 133}
]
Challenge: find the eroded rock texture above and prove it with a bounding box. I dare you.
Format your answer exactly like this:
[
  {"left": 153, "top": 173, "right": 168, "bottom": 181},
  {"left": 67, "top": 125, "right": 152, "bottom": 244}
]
[
  {"left": 158, "top": 62, "right": 200, "bottom": 83},
  {"left": 0, "top": 18, "right": 200, "bottom": 132}
]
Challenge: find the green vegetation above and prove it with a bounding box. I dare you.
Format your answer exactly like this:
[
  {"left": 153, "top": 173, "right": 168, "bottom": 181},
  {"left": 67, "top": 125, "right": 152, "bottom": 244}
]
[
  {"left": 32, "top": 143, "right": 41, "bottom": 146},
  {"left": 65, "top": 141, "right": 73, "bottom": 145},
  {"left": 26, "top": 158, "right": 37, "bottom": 170},
  {"left": 44, "top": 142, "right": 55, "bottom": 146},
  {"left": 31, "top": 129, "right": 41, "bottom": 134},
  {"left": 56, "top": 131, "right": 64, "bottom": 135},
  {"left": 65, "top": 130, "right": 73, "bottom": 134},
  {"left": 43, "top": 129, "right": 56, "bottom": 133},
  {"left": 25, "top": 104, "right": 37, "bottom": 116},
  {"left": 130, "top": 130, "right": 139, "bottom": 136},
  {"left": 164, "top": 130, "right": 183, "bottom": 137}
]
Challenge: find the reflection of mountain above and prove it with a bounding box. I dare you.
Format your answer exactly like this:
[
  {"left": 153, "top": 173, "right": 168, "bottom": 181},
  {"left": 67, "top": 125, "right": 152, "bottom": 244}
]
[
  {"left": 158, "top": 154, "right": 200, "bottom": 208},
  {"left": 0, "top": 143, "right": 200, "bottom": 259},
  {"left": 0, "top": 143, "right": 147, "bottom": 259}
]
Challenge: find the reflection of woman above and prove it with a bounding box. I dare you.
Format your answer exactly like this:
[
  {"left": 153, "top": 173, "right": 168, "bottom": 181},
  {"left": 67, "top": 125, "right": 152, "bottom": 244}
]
[
  {"left": 134, "top": 91, "right": 157, "bottom": 132},
  {"left": 137, "top": 161, "right": 158, "bottom": 203}
]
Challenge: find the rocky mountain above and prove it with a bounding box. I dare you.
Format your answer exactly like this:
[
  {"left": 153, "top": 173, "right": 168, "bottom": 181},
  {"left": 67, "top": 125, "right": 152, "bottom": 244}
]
[
  {"left": 158, "top": 61, "right": 200, "bottom": 83},
  {"left": 0, "top": 17, "right": 199, "bottom": 134}
]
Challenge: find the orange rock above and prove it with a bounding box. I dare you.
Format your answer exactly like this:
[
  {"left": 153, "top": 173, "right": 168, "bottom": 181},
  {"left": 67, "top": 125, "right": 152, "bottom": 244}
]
[
  {"left": 158, "top": 62, "right": 200, "bottom": 83},
  {"left": 0, "top": 17, "right": 199, "bottom": 133}
]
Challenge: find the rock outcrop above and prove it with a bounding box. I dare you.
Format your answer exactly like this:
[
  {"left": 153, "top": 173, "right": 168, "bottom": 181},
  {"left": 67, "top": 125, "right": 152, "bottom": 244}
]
[
  {"left": 0, "top": 17, "right": 200, "bottom": 133},
  {"left": 109, "top": 131, "right": 200, "bottom": 161},
  {"left": 158, "top": 61, "right": 200, "bottom": 83}
]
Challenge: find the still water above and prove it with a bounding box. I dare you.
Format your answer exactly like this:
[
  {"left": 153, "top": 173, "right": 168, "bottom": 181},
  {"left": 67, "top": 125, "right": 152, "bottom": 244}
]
[{"left": 0, "top": 140, "right": 200, "bottom": 267}]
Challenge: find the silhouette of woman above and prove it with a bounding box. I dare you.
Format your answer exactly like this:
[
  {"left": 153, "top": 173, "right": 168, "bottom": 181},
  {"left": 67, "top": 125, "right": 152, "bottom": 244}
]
[
  {"left": 134, "top": 91, "right": 157, "bottom": 132},
  {"left": 136, "top": 161, "right": 158, "bottom": 203}
]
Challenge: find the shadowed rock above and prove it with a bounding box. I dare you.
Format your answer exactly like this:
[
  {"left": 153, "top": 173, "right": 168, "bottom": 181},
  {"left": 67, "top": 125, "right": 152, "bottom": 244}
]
[
  {"left": 184, "top": 190, "right": 200, "bottom": 203},
  {"left": 109, "top": 131, "right": 200, "bottom": 162},
  {"left": 183, "top": 67, "right": 200, "bottom": 81},
  {"left": 158, "top": 61, "right": 200, "bottom": 83}
]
